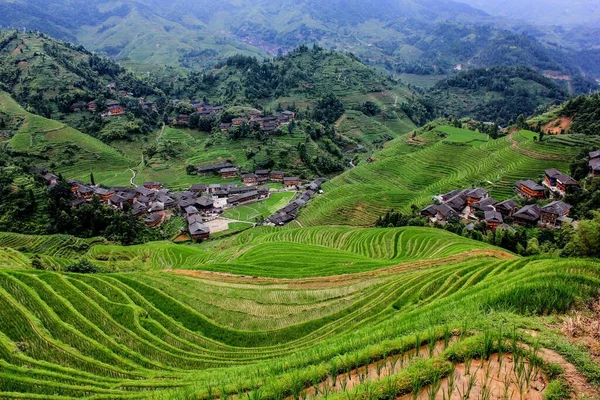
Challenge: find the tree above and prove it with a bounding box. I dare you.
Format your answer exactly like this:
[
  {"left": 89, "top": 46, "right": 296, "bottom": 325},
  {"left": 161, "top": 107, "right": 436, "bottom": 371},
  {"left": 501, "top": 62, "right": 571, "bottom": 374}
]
[
  {"left": 64, "top": 259, "right": 98, "bottom": 274},
  {"left": 90, "top": 172, "right": 95, "bottom": 186},
  {"left": 186, "top": 165, "right": 197, "bottom": 175},
  {"left": 564, "top": 212, "right": 600, "bottom": 257},
  {"left": 313, "top": 94, "right": 345, "bottom": 125}
]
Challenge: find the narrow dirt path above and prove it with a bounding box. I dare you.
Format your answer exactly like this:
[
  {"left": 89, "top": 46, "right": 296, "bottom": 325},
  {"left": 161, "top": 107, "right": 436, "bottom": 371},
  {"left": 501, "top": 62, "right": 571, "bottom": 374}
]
[
  {"left": 506, "top": 133, "right": 563, "bottom": 161},
  {"left": 538, "top": 348, "right": 600, "bottom": 398},
  {"left": 129, "top": 168, "right": 137, "bottom": 187}
]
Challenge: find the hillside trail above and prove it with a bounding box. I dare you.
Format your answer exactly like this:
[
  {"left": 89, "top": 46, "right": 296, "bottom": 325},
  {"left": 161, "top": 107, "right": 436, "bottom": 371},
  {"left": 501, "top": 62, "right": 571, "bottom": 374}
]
[
  {"left": 129, "top": 168, "right": 137, "bottom": 186},
  {"left": 335, "top": 115, "right": 347, "bottom": 129},
  {"left": 168, "top": 248, "right": 514, "bottom": 288},
  {"left": 506, "top": 133, "right": 563, "bottom": 161}
]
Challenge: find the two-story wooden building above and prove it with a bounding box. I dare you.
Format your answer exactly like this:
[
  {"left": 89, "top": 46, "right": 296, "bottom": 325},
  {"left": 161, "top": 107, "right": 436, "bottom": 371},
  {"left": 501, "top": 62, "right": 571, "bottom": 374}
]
[{"left": 516, "top": 180, "right": 546, "bottom": 199}]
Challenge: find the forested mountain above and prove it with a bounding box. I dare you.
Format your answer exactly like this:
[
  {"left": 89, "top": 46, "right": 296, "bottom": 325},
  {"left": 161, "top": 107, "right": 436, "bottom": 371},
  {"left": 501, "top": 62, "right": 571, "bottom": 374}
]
[
  {"left": 0, "top": 30, "right": 160, "bottom": 117},
  {"left": 0, "top": 0, "right": 598, "bottom": 93},
  {"left": 403, "top": 67, "right": 568, "bottom": 125}
]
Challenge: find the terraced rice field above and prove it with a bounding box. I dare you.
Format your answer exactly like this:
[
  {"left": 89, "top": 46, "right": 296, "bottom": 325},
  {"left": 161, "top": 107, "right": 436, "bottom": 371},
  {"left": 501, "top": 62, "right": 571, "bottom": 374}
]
[
  {"left": 298, "top": 127, "right": 583, "bottom": 227},
  {"left": 0, "top": 91, "right": 135, "bottom": 185},
  {"left": 223, "top": 192, "right": 296, "bottom": 222},
  {"left": 0, "top": 238, "right": 598, "bottom": 399}
]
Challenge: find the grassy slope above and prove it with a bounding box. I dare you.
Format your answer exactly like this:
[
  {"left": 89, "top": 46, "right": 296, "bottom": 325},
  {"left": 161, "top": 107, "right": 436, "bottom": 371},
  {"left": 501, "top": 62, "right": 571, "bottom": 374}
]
[
  {"left": 0, "top": 226, "right": 598, "bottom": 397},
  {"left": 297, "top": 125, "right": 596, "bottom": 227},
  {"left": 1, "top": 91, "right": 135, "bottom": 183}
]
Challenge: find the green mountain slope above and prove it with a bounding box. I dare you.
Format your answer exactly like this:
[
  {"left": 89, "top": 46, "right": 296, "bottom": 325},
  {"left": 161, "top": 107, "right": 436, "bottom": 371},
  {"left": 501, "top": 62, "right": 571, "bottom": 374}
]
[
  {"left": 419, "top": 67, "right": 568, "bottom": 125},
  {"left": 0, "top": 91, "right": 135, "bottom": 183},
  {"left": 297, "top": 124, "right": 600, "bottom": 227}
]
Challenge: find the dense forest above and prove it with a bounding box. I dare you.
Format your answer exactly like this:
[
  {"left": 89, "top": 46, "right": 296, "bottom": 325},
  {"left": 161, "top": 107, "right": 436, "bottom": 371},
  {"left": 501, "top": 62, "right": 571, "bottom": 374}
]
[
  {"left": 402, "top": 67, "right": 568, "bottom": 125},
  {"left": 561, "top": 93, "right": 600, "bottom": 135}
]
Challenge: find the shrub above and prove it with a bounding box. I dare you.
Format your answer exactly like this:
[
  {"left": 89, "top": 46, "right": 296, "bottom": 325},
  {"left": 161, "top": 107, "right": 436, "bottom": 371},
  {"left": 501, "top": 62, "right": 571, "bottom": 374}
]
[{"left": 64, "top": 259, "right": 98, "bottom": 274}]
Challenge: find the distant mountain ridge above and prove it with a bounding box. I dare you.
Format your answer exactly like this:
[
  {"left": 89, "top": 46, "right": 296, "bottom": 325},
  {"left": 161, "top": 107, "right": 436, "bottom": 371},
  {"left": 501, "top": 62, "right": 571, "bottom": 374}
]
[{"left": 0, "top": 0, "right": 598, "bottom": 92}]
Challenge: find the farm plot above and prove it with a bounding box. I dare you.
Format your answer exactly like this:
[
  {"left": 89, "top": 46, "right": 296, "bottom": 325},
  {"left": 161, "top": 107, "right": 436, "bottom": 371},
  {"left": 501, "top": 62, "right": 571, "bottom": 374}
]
[
  {"left": 298, "top": 127, "right": 579, "bottom": 227},
  {"left": 0, "top": 252, "right": 598, "bottom": 398},
  {"left": 223, "top": 192, "right": 296, "bottom": 222}
]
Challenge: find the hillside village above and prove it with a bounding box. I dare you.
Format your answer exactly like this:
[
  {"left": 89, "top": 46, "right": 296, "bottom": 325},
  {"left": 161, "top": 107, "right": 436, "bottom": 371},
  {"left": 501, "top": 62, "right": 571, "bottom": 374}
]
[
  {"left": 420, "top": 150, "right": 600, "bottom": 232},
  {"left": 36, "top": 165, "right": 326, "bottom": 242},
  {"left": 70, "top": 83, "right": 296, "bottom": 134}
]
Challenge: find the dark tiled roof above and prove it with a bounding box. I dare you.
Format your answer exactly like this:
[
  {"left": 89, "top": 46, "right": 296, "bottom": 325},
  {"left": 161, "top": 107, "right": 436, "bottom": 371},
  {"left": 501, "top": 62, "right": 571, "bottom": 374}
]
[
  {"left": 541, "top": 201, "right": 572, "bottom": 216},
  {"left": 517, "top": 180, "right": 545, "bottom": 192},
  {"left": 484, "top": 211, "right": 503, "bottom": 223},
  {"left": 514, "top": 204, "right": 541, "bottom": 221}
]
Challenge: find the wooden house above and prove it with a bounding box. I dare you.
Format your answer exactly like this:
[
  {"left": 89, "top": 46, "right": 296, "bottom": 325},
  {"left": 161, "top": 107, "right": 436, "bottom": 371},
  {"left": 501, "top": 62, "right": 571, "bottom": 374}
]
[
  {"left": 540, "top": 201, "right": 572, "bottom": 226},
  {"left": 495, "top": 199, "right": 519, "bottom": 217},
  {"left": 94, "top": 188, "right": 115, "bottom": 202},
  {"left": 88, "top": 101, "right": 97, "bottom": 111},
  {"left": 220, "top": 167, "right": 239, "bottom": 179},
  {"left": 107, "top": 103, "right": 124, "bottom": 116},
  {"left": 70, "top": 102, "right": 87, "bottom": 112},
  {"left": 255, "top": 170, "right": 270, "bottom": 183},
  {"left": 270, "top": 171, "right": 285, "bottom": 182},
  {"left": 189, "top": 184, "right": 207, "bottom": 194},
  {"left": 41, "top": 173, "right": 59, "bottom": 185},
  {"left": 513, "top": 204, "right": 541, "bottom": 226},
  {"left": 76, "top": 185, "right": 95, "bottom": 200},
  {"left": 515, "top": 180, "right": 546, "bottom": 199},
  {"left": 195, "top": 197, "right": 214, "bottom": 214},
  {"left": 589, "top": 152, "right": 600, "bottom": 177},
  {"left": 242, "top": 173, "right": 258, "bottom": 186},
  {"left": 465, "top": 188, "right": 489, "bottom": 205},
  {"left": 198, "top": 163, "right": 233, "bottom": 175},
  {"left": 232, "top": 118, "right": 246, "bottom": 126},
  {"left": 227, "top": 191, "right": 259, "bottom": 206},
  {"left": 284, "top": 177, "right": 301, "bottom": 188},
  {"left": 188, "top": 215, "right": 210, "bottom": 241},
  {"left": 143, "top": 182, "right": 162, "bottom": 190},
  {"left": 484, "top": 211, "right": 503, "bottom": 231}
]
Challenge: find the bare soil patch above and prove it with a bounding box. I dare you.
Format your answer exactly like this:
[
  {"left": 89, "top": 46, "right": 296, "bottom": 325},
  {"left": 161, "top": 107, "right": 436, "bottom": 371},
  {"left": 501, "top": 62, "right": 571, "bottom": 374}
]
[
  {"left": 205, "top": 218, "right": 231, "bottom": 234},
  {"left": 542, "top": 117, "right": 572, "bottom": 135}
]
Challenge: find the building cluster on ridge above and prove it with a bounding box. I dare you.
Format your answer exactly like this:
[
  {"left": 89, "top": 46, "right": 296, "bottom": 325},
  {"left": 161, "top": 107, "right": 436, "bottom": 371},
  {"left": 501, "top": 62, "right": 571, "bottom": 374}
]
[{"left": 420, "top": 150, "right": 600, "bottom": 231}]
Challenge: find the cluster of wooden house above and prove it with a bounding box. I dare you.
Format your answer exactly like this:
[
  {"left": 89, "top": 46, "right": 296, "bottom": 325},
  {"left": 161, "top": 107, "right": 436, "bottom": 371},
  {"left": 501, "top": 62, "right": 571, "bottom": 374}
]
[
  {"left": 169, "top": 99, "right": 225, "bottom": 125},
  {"left": 267, "top": 178, "right": 327, "bottom": 226},
  {"left": 197, "top": 163, "right": 301, "bottom": 188},
  {"left": 219, "top": 110, "right": 296, "bottom": 133},
  {"left": 421, "top": 174, "right": 577, "bottom": 231},
  {"left": 36, "top": 170, "right": 278, "bottom": 241}
]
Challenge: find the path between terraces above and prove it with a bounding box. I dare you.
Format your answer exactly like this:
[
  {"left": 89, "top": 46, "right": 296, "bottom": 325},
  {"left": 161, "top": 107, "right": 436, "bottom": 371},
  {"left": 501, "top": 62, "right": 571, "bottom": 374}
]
[{"left": 506, "top": 133, "right": 564, "bottom": 161}]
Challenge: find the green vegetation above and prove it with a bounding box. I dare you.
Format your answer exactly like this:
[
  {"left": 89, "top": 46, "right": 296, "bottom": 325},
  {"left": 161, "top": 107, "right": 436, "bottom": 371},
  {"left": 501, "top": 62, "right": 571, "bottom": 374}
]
[
  {"left": 298, "top": 122, "right": 595, "bottom": 227},
  {"left": 404, "top": 67, "right": 567, "bottom": 126},
  {"left": 0, "top": 225, "right": 598, "bottom": 398},
  {"left": 223, "top": 192, "right": 295, "bottom": 222}
]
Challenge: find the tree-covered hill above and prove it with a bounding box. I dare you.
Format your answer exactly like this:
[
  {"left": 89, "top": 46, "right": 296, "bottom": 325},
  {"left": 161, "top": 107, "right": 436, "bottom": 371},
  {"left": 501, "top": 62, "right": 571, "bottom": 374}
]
[
  {"left": 0, "top": 30, "right": 159, "bottom": 118},
  {"left": 405, "top": 66, "right": 568, "bottom": 126}
]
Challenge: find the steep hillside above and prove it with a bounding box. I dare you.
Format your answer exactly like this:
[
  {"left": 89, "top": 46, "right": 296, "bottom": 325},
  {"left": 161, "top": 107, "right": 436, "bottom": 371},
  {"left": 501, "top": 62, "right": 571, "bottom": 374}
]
[
  {"left": 0, "top": 91, "right": 135, "bottom": 183},
  {"left": 298, "top": 123, "right": 600, "bottom": 227},
  {"left": 419, "top": 67, "right": 567, "bottom": 125},
  {"left": 0, "top": 30, "right": 158, "bottom": 118},
  {"left": 530, "top": 92, "right": 600, "bottom": 136}
]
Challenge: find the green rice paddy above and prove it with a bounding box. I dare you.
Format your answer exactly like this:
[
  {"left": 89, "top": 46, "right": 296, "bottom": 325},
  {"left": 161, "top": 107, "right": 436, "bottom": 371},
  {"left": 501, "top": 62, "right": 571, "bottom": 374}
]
[{"left": 0, "top": 226, "right": 598, "bottom": 398}]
